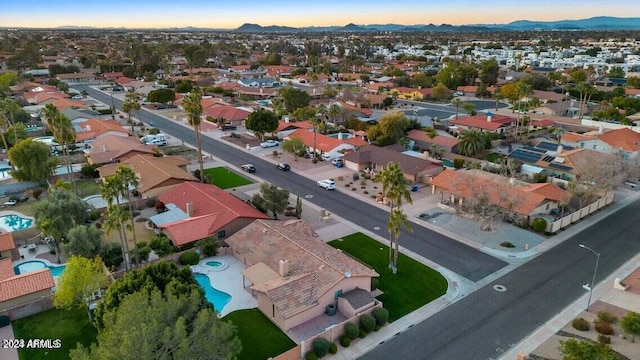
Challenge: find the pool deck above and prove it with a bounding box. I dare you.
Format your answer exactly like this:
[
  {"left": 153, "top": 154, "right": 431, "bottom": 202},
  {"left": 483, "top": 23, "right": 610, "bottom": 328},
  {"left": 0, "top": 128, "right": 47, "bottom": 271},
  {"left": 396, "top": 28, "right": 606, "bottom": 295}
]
[
  {"left": 191, "top": 255, "right": 257, "bottom": 318},
  {"left": 0, "top": 210, "right": 34, "bottom": 233}
]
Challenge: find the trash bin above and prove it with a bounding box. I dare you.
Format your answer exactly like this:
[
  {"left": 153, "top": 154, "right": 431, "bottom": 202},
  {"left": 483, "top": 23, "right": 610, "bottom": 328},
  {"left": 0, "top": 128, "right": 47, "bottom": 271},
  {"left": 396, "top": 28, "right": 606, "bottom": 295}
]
[
  {"left": 336, "top": 162, "right": 343, "bottom": 168},
  {"left": 411, "top": 184, "right": 419, "bottom": 192}
]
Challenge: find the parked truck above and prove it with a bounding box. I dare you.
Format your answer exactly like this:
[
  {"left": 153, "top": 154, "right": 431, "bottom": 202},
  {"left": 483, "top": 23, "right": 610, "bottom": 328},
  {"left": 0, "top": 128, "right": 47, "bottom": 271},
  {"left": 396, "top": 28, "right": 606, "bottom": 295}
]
[{"left": 140, "top": 133, "right": 167, "bottom": 146}]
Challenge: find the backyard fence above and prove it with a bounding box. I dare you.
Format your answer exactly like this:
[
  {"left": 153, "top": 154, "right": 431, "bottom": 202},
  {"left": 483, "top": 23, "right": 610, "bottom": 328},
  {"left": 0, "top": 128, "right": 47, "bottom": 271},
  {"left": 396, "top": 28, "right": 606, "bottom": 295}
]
[
  {"left": 1, "top": 295, "right": 54, "bottom": 321},
  {"left": 541, "top": 191, "right": 614, "bottom": 233}
]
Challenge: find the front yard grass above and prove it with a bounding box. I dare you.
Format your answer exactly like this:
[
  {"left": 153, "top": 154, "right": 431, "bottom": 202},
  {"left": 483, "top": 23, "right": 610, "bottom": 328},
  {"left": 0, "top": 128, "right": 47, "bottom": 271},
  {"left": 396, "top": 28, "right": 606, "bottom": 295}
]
[
  {"left": 329, "top": 232, "right": 448, "bottom": 322},
  {"left": 485, "top": 152, "right": 505, "bottom": 163},
  {"left": 203, "top": 167, "right": 253, "bottom": 189},
  {"left": 12, "top": 307, "right": 97, "bottom": 360},
  {"left": 223, "top": 309, "right": 296, "bottom": 360},
  {"left": 75, "top": 178, "right": 101, "bottom": 197}
]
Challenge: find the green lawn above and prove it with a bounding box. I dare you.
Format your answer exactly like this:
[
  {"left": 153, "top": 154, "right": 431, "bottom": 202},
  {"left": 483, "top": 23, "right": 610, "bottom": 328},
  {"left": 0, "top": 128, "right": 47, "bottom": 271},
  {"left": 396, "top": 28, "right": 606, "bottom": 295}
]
[
  {"left": 223, "top": 309, "right": 296, "bottom": 360},
  {"left": 12, "top": 307, "right": 98, "bottom": 360},
  {"left": 75, "top": 178, "right": 101, "bottom": 197},
  {"left": 485, "top": 152, "right": 505, "bottom": 163},
  {"left": 203, "top": 167, "right": 253, "bottom": 189},
  {"left": 329, "top": 232, "right": 448, "bottom": 322}
]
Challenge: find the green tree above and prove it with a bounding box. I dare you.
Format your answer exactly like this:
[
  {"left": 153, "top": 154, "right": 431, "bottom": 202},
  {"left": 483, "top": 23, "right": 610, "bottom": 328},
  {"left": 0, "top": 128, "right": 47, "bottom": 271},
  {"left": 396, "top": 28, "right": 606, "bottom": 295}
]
[
  {"left": 621, "top": 311, "right": 640, "bottom": 342},
  {"left": 576, "top": 81, "right": 596, "bottom": 120},
  {"left": 53, "top": 255, "right": 109, "bottom": 310},
  {"left": 457, "top": 128, "right": 486, "bottom": 157},
  {"left": 462, "top": 102, "right": 476, "bottom": 116},
  {"left": 62, "top": 225, "right": 104, "bottom": 259},
  {"left": 147, "top": 88, "right": 175, "bottom": 105},
  {"left": 252, "top": 182, "right": 290, "bottom": 220},
  {"left": 558, "top": 338, "right": 617, "bottom": 360},
  {"left": 4, "top": 123, "right": 28, "bottom": 147},
  {"left": 100, "top": 176, "right": 131, "bottom": 271},
  {"left": 431, "top": 83, "right": 450, "bottom": 101},
  {"left": 0, "top": 98, "right": 22, "bottom": 145},
  {"left": 569, "top": 68, "right": 587, "bottom": 83},
  {"left": 245, "top": 108, "right": 279, "bottom": 140},
  {"left": 111, "top": 165, "right": 140, "bottom": 266},
  {"left": 608, "top": 66, "right": 625, "bottom": 79},
  {"left": 282, "top": 136, "right": 306, "bottom": 159},
  {"left": 174, "top": 80, "right": 193, "bottom": 93},
  {"left": 46, "top": 112, "right": 76, "bottom": 192},
  {"left": 480, "top": 58, "right": 499, "bottom": 85},
  {"left": 551, "top": 127, "right": 567, "bottom": 147},
  {"left": 411, "top": 73, "right": 432, "bottom": 88},
  {"left": 8, "top": 139, "right": 57, "bottom": 182},
  {"left": 183, "top": 87, "right": 204, "bottom": 183},
  {"left": 73, "top": 289, "right": 241, "bottom": 360},
  {"left": 387, "top": 208, "right": 412, "bottom": 274},
  {"left": 451, "top": 98, "right": 461, "bottom": 119},
  {"left": 122, "top": 92, "right": 141, "bottom": 133},
  {"left": 367, "top": 112, "right": 408, "bottom": 146},
  {"left": 278, "top": 86, "right": 311, "bottom": 113},
  {"left": 100, "top": 243, "right": 123, "bottom": 270}
]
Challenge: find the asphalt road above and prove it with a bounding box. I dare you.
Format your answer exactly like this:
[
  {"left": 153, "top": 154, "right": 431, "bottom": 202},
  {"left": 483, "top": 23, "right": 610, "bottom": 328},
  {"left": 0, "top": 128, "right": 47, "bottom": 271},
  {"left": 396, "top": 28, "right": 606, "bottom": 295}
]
[
  {"left": 364, "top": 199, "right": 640, "bottom": 360},
  {"left": 77, "top": 84, "right": 506, "bottom": 282}
]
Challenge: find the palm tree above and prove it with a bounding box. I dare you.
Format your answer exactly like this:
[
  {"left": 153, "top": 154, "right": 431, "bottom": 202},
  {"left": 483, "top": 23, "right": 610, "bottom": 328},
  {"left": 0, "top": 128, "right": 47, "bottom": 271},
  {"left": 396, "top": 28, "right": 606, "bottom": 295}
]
[
  {"left": 183, "top": 87, "right": 204, "bottom": 182},
  {"left": 115, "top": 165, "right": 140, "bottom": 267},
  {"left": 100, "top": 177, "right": 131, "bottom": 271},
  {"left": 0, "top": 99, "right": 21, "bottom": 145},
  {"left": 493, "top": 92, "right": 504, "bottom": 111},
  {"left": 461, "top": 102, "right": 476, "bottom": 116},
  {"left": 0, "top": 107, "right": 11, "bottom": 154},
  {"left": 551, "top": 127, "right": 567, "bottom": 149},
  {"left": 122, "top": 92, "right": 141, "bottom": 133},
  {"left": 52, "top": 114, "right": 77, "bottom": 194},
  {"left": 514, "top": 82, "right": 532, "bottom": 141},
  {"left": 387, "top": 208, "right": 412, "bottom": 274},
  {"left": 457, "top": 128, "right": 486, "bottom": 157},
  {"left": 576, "top": 81, "right": 595, "bottom": 120},
  {"left": 451, "top": 98, "right": 461, "bottom": 119}
]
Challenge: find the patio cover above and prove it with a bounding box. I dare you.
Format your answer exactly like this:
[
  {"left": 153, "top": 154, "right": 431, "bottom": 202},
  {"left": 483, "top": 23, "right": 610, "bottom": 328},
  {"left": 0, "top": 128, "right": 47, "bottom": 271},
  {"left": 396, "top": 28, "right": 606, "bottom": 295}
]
[
  {"left": 241, "top": 262, "right": 280, "bottom": 286},
  {"left": 149, "top": 203, "right": 188, "bottom": 227}
]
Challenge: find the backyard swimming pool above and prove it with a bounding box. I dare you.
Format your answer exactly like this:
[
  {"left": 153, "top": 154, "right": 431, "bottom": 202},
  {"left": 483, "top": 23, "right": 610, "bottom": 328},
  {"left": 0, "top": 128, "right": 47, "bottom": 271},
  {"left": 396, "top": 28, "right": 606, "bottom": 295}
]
[
  {"left": 194, "top": 273, "right": 231, "bottom": 313},
  {"left": 0, "top": 213, "right": 34, "bottom": 232},
  {"left": 14, "top": 260, "right": 66, "bottom": 277}
]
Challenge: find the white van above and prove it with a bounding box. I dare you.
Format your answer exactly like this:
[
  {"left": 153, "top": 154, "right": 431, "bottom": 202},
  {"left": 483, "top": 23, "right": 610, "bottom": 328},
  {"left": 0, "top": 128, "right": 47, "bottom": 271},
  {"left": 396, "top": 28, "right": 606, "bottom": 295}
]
[{"left": 141, "top": 134, "right": 167, "bottom": 145}]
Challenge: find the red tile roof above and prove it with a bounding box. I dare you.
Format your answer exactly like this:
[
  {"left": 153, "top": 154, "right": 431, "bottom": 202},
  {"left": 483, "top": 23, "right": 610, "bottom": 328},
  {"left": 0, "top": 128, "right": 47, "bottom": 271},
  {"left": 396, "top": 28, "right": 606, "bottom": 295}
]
[
  {"left": 450, "top": 113, "right": 515, "bottom": 131},
  {"left": 87, "top": 135, "right": 155, "bottom": 164},
  {"left": 158, "top": 182, "right": 269, "bottom": 246},
  {"left": 597, "top": 128, "right": 640, "bottom": 152},
  {"left": 530, "top": 119, "right": 555, "bottom": 127},
  {"left": 76, "top": 119, "right": 130, "bottom": 142},
  {"left": 287, "top": 129, "right": 357, "bottom": 153},
  {"left": 275, "top": 120, "right": 314, "bottom": 133},
  {"left": 0, "top": 268, "right": 55, "bottom": 302},
  {"left": 203, "top": 105, "right": 251, "bottom": 122},
  {"left": 407, "top": 129, "right": 460, "bottom": 149},
  {"left": 0, "top": 258, "right": 13, "bottom": 281},
  {"left": 0, "top": 232, "right": 15, "bottom": 252}
]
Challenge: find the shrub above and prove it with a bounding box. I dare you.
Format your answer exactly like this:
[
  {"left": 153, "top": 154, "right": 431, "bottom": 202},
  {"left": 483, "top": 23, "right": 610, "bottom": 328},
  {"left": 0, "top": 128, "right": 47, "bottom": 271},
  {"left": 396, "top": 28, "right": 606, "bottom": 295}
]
[
  {"left": 149, "top": 235, "right": 175, "bottom": 257},
  {"left": 500, "top": 241, "right": 515, "bottom": 248},
  {"left": 352, "top": 172, "right": 359, "bottom": 181},
  {"left": 81, "top": 163, "right": 100, "bottom": 178},
  {"left": 32, "top": 187, "right": 44, "bottom": 199},
  {"left": 595, "top": 321, "right": 614, "bottom": 335},
  {"left": 598, "top": 335, "right": 611, "bottom": 344},
  {"left": 344, "top": 322, "right": 359, "bottom": 340},
  {"left": 305, "top": 351, "right": 318, "bottom": 360},
  {"left": 89, "top": 210, "right": 101, "bottom": 221},
  {"left": 371, "top": 278, "right": 379, "bottom": 291},
  {"left": 312, "top": 337, "right": 330, "bottom": 357},
  {"left": 531, "top": 217, "right": 547, "bottom": 233},
  {"left": 196, "top": 237, "right": 219, "bottom": 257},
  {"left": 453, "top": 158, "right": 464, "bottom": 169},
  {"left": 360, "top": 179, "right": 366, "bottom": 186},
  {"left": 598, "top": 311, "right": 618, "bottom": 324},
  {"left": 359, "top": 314, "right": 376, "bottom": 333},
  {"left": 329, "top": 342, "right": 338, "bottom": 354},
  {"left": 359, "top": 329, "right": 367, "bottom": 338},
  {"left": 0, "top": 315, "right": 9, "bottom": 328},
  {"left": 149, "top": 128, "right": 160, "bottom": 135},
  {"left": 372, "top": 308, "right": 389, "bottom": 326},
  {"left": 146, "top": 199, "right": 156, "bottom": 208},
  {"left": 179, "top": 251, "right": 200, "bottom": 265},
  {"left": 339, "top": 335, "right": 351, "bottom": 347},
  {"left": 572, "top": 318, "right": 590, "bottom": 331}
]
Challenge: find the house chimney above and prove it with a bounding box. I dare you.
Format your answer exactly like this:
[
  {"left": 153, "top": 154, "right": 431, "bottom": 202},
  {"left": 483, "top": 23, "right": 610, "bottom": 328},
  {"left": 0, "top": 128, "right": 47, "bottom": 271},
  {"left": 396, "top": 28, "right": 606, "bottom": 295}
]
[
  {"left": 422, "top": 151, "right": 430, "bottom": 160},
  {"left": 103, "top": 144, "right": 108, "bottom": 152},
  {"left": 557, "top": 145, "right": 563, "bottom": 154},
  {"left": 186, "top": 202, "right": 193, "bottom": 217},
  {"left": 279, "top": 259, "right": 289, "bottom": 277},
  {"left": 598, "top": 125, "right": 604, "bottom": 134},
  {"left": 486, "top": 112, "right": 493, "bottom": 122},
  {"left": 85, "top": 125, "right": 91, "bottom": 131}
]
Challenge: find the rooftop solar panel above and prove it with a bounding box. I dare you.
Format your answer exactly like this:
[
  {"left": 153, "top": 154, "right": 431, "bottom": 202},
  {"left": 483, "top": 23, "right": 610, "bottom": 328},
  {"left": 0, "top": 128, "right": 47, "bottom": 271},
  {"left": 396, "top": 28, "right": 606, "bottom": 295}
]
[
  {"left": 507, "top": 149, "right": 542, "bottom": 163},
  {"left": 522, "top": 146, "right": 547, "bottom": 154},
  {"left": 548, "top": 163, "right": 573, "bottom": 171},
  {"left": 537, "top": 141, "right": 573, "bottom": 151}
]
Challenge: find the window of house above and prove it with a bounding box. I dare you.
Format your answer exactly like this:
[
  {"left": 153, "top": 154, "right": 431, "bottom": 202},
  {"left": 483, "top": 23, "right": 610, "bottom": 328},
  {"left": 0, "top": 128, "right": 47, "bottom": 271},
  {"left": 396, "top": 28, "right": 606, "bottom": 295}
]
[
  {"left": 546, "top": 203, "right": 550, "bottom": 210},
  {"left": 217, "top": 230, "right": 226, "bottom": 239},
  {"left": 334, "top": 289, "right": 343, "bottom": 300},
  {"left": 592, "top": 144, "right": 597, "bottom": 150},
  {"left": 272, "top": 304, "right": 275, "bottom": 317},
  {"left": 580, "top": 142, "right": 584, "bottom": 148}
]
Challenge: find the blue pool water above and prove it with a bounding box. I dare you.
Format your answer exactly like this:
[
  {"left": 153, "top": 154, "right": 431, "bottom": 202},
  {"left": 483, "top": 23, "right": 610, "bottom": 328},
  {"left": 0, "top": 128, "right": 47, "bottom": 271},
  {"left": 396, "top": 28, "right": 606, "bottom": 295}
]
[
  {"left": 0, "top": 214, "right": 34, "bottom": 231},
  {"left": 14, "top": 260, "right": 66, "bottom": 277},
  {"left": 441, "top": 159, "right": 454, "bottom": 168},
  {"left": 194, "top": 273, "right": 231, "bottom": 312},
  {"left": 205, "top": 261, "right": 222, "bottom": 268}
]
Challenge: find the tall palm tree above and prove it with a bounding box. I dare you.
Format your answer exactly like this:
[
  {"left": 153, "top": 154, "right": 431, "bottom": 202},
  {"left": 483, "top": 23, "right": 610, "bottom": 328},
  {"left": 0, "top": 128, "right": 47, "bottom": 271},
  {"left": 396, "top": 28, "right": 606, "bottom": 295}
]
[
  {"left": 0, "top": 107, "right": 11, "bottom": 154},
  {"left": 576, "top": 81, "right": 595, "bottom": 120},
  {"left": 451, "top": 98, "right": 461, "bottom": 119},
  {"left": 0, "top": 99, "right": 21, "bottom": 145},
  {"left": 122, "top": 92, "right": 141, "bottom": 133},
  {"left": 183, "top": 87, "right": 204, "bottom": 182},
  {"left": 52, "top": 114, "right": 77, "bottom": 193},
  {"left": 514, "top": 82, "right": 532, "bottom": 141},
  {"left": 551, "top": 127, "right": 567, "bottom": 149},
  {"left": 493, "top": 92, "right": 504, "bottom": 111},
  {"left": 114, "top": 165, "right": 140, "bottom": 267},
  {"left": 387, "top": 208, "right": 412, "bottom": 274},
  {"left": 457, "top": 128, "right": 486, "bottom": 157},
  {"left": 100, "top": 177, "right": 131, "bottom": 271}
]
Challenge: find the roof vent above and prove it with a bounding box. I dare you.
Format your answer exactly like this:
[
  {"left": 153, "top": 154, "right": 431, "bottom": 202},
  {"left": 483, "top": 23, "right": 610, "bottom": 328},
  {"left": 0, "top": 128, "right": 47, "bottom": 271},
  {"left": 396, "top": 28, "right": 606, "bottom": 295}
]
[{"left": 344, "top": 271, "right": 351, "bottom": 278}]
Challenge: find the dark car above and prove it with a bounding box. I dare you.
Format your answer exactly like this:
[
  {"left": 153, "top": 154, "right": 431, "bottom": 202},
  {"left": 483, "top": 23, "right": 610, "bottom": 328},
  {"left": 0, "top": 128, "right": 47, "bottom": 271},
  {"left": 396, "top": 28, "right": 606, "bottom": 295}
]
[
  {"left": 222, "top": 124, "right": 237, "bottom": 131},
  {"left": 276, "top": 162, "right": 290, "bottom": 171},
  {"left": 241, "top": 164, "right": 256, "bottom": 173}
]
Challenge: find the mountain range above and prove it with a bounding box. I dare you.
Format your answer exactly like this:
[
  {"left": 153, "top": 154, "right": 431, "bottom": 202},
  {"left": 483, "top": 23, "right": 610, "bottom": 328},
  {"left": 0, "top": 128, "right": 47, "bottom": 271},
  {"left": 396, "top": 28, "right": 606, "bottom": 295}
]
[{"left": 234, "top": 16, "right": 640, "bottom": 32}]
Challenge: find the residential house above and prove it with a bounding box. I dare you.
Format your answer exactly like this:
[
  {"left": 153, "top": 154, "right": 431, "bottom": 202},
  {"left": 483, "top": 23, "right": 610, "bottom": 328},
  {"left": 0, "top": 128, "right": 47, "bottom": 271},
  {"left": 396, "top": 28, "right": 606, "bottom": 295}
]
[
  {"left": 204, "top": 105, "right": 252, "bottom": 127},
  {"left": 342, "top": 145, "right": 444, "bottom": 183},
  {"left": 150, "top": 182, "right": 269, "bottom": 247},
  {"left": 99, "top": 154, "right": 197, "bottom": 198},
  {"left": 390, "top": 87, "right": 431, "bottom": 101},
  {"left": 56, "top": 72, "right": 97, "bottom": 84},
  {"left": 561, "top": 128, "right": 640, "bottom": 159},
  {"left": 0, "top": 234, "right": 55, "bottom": 319},
  {"left": 86, "top": 134, "right": 155, "bottom": 165},
  {"left": 285, "top": 129, "right": 367, "bottom": 160},
  {"left": 238, "top": 77, "right": 281, "bottom": 88},
  {"left": 226, "top": 219, "right": 379, "bottom": 331},
  {"left": 406, "top": 129, "right": 460, "bottom": 154},
  {"left": 449, "top": 113, "right": 516, "bottom": 135},
  {"left": 429, "top": 169, "right": 567, "bottom": 218},
  {"left": 234, "top": 87, "right": 278, "bottom": 99},
  {"left": 274, "top": 120, "right": 314, "bottom": 139},
  {"left": 528, "top": 119, "right": 555, "bottom": 130},
  {"left": 75, "top": 119, "right": 130, "bottom": 143}
]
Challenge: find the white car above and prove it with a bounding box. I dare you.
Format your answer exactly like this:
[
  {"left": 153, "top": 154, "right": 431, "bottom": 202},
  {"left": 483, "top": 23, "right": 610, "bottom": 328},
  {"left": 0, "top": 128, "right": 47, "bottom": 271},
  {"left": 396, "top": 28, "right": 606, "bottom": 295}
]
[
  {"left": 260, "top": 140, "right": 279, "bottom": 148},
  {"left": 317, "top": 179, "right": 336, "bottom": 190}
]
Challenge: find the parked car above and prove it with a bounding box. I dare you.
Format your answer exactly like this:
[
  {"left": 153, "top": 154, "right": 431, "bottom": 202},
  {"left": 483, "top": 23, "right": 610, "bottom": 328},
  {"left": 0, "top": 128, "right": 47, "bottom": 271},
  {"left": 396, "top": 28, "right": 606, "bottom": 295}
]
[
  {"left": 331, "top": 158, "right": 343, "bottom": 166},
  {"left": 260, "top": 140, "right": 279, "bottom": 148},
  {"left": 241, "top": 164, "right": 256, "bottom": 173},
  {"left": 2, "top": 200, "right": 17, "bottom": 207},
  {"left": 221, "top": 124, "right": 237, "bottom": 131},
  {"left": 317, "top": 179, "right": 336, "bottom": 190},
  {"left": 276, "top": 162, "right": 290, "bottom": 171}
]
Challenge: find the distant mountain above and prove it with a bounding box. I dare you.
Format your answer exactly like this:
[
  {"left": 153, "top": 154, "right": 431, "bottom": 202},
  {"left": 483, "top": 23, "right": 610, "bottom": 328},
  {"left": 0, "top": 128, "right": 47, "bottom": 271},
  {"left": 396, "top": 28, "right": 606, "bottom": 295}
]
[{"left": 490, "top": 16, "right": 640, "bottom": 30}]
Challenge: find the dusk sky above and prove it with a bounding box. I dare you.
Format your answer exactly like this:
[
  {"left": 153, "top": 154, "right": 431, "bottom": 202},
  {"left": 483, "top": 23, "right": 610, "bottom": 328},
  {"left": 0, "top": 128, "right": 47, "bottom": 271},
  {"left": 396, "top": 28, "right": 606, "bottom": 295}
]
[{"left": 2, "top": 0, "right": 640, "bottom": 29}]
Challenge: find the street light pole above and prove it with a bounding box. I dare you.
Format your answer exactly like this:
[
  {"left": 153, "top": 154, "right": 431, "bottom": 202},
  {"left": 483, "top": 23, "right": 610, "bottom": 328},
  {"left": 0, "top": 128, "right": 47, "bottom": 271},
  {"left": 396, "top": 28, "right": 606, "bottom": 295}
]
[{"left": 579, "top": 244, "right": 600, "bottom": 311}]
